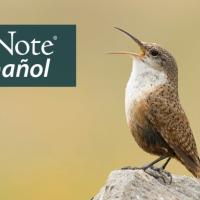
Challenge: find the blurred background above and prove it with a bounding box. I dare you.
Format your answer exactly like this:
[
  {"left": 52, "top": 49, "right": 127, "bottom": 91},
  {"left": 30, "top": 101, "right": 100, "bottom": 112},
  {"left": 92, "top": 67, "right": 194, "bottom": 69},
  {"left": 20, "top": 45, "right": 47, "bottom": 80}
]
[{"left": 0, "top": 0, "right": 200, "bottom": 199}]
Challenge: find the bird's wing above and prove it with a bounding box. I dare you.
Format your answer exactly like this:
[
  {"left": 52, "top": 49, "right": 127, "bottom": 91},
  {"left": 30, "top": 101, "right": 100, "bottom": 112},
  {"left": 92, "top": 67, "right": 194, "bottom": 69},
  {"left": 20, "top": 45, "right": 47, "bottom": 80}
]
[{"left": 147, "top": 95, "right": 200, "bottom": 175}]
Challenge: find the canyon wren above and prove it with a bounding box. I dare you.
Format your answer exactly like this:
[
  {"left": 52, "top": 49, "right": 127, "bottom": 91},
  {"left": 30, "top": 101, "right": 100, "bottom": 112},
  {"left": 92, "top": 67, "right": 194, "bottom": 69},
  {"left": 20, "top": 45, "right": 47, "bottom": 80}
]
[{"left": 111, "top": 27, "right": 200, "bottom": 178}]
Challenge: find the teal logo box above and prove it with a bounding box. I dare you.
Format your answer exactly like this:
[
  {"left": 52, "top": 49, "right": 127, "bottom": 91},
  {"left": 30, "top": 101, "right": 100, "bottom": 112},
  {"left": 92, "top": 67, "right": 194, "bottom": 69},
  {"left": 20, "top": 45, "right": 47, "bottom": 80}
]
[{"left": 0, "top": 25, "right": 76, "bottom": 86}]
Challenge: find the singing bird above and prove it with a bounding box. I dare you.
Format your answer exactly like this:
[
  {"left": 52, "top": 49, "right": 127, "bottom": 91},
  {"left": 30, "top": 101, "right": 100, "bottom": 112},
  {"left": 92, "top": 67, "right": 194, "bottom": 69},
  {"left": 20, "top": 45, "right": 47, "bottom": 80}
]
[{"left": 111, "top": 27, "right": 200, "bottom": 178}]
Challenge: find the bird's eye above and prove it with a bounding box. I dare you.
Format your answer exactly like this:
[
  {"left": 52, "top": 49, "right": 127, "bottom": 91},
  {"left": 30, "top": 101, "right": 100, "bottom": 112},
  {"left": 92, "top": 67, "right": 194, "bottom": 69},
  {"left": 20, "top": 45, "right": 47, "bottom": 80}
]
[{"left": 150, "top": 49, "right": 159, "bottom": 57}]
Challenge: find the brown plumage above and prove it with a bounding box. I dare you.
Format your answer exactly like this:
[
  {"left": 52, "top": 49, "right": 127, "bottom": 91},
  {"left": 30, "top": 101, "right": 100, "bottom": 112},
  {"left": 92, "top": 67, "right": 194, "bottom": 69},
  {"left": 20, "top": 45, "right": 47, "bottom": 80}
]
[
  {"left": 129, "top": 84, "right": 200, "bottom": 178},
  {"left": 113, "top": 27, "right": 200, "bottom": 178}
]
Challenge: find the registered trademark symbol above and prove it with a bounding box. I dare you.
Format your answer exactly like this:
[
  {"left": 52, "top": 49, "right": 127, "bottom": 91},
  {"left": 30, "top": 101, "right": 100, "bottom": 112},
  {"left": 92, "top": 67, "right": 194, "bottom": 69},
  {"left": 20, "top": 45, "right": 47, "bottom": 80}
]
[{"left": 53, "top": 35, "right": 58, "bottom": 40}]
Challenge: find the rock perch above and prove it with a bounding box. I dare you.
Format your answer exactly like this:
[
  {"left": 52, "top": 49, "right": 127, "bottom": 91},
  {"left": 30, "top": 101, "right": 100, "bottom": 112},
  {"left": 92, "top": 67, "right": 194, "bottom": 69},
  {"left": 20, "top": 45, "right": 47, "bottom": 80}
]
[{"left": 92, "top": 169, "right": 200, "bottom": 200}]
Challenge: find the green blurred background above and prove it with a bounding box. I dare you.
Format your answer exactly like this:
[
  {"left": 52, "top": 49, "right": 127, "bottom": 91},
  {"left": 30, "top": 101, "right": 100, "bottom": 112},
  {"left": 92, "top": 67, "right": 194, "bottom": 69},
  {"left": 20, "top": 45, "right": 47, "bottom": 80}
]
[{"left": 0, "top": 0, "right": 200, "bottom": 199}]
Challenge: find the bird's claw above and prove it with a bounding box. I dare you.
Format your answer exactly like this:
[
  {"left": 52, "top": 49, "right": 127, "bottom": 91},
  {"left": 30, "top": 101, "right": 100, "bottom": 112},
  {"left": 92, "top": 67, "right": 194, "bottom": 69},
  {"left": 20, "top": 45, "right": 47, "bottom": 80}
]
[
  {"left": 121, "top": 165, "right": 172, "bottom": 184},
  {"left": 144, "top": 166, "right": 172, "bottom": 184}
]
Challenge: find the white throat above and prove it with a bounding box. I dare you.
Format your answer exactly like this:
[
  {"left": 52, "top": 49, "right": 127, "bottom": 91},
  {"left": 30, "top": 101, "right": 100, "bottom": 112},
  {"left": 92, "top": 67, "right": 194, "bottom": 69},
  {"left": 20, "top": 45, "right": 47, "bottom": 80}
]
[{"left": 125, "top": 59, "right": 167, "bottom": 122}]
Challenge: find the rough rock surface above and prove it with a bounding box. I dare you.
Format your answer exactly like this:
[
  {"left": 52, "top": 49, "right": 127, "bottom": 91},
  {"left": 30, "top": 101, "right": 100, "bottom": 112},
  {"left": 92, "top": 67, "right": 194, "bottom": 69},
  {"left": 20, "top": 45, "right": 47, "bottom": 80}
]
[{"left": 92, "top": 169, "right": 200, "bottom": 200}]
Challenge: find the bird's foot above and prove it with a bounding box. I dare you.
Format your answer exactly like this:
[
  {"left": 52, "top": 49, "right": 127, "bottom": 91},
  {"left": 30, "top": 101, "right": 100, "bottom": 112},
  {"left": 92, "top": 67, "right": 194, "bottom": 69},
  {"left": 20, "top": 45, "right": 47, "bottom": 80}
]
[
  {"left": 144, "top": 166, "right": 172, "bottom": 184},
  {"left": 121, "top": 165, "right": 172, "bottom": 184}
]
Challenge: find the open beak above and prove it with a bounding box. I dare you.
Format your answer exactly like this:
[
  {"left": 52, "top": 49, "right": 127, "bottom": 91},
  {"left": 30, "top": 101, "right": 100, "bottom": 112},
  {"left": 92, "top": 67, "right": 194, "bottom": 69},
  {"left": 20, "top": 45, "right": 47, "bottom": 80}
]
[{"left": 108, "top": 27, "right": 146, "bottom": 58}]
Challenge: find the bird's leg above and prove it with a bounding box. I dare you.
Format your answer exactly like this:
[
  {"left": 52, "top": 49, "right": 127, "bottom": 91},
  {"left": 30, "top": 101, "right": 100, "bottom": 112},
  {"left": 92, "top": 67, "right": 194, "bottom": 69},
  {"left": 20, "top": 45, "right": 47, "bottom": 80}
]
[
  {"left": 144, "top": 156, "right": 172, "bottom": 184},
  {"left": 121, "top": 155, "right": 168, "bottom": 170},
  {"left": 149, "top": 157, "right": 172, "bottom": 183},
  {"left": 142, "top": 155, "right": 169, "bottom": 170},
  {"left": 161, "top": 157, "right": 171, "bottom": 170},
  {"left": 121, "top": 155, "right": 172, "bottom": 184},
  {"left": 158, "top": 157, "right": 172, "bottom": 183},
  {"left": 145, "top": 157, "right": 172, "bottom": 176}
]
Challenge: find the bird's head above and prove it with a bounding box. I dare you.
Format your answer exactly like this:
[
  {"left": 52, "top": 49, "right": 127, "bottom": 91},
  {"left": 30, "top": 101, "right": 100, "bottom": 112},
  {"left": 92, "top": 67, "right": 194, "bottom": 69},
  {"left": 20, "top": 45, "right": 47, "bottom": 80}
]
[{"left": 110, "top": 27, "right": 178, "bottom": 83}]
